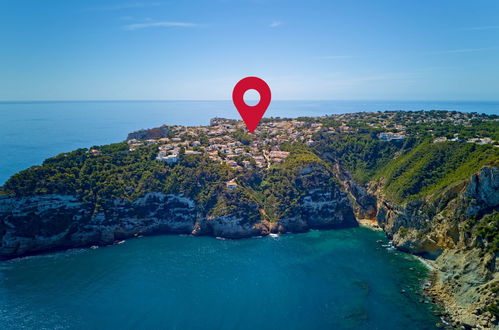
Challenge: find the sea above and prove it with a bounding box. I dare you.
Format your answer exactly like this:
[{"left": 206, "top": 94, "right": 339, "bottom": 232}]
[
  {"left": 0, "top": 100, "right": 497, "bottom": 329},
  {"left": 0, "top": 229, "right": 439, "bottom": 329},
  {"left": 1, "top": 100, "right": 498, "bottom": 185}
]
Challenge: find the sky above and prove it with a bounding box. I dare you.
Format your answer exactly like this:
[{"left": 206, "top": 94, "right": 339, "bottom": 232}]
[{"left": 0, "top": 0, "right": 498, "bottom": 101}]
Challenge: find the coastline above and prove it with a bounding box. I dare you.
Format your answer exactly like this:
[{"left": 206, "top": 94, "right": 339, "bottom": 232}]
[
  {"left": 356, "top": 218, "right": 383, "bottom": 231},
  {"left": 415, "top": 255, "right": 435, "bottom": 271},
  {"left": 0, "top": 196, "right": 485, "bottom": 329},
  {"left": 1, "top": 111, "right": 497, "bottom": 329},
  {"left": 357, "top": 218, "right": 464, "bottom": 328},
  {"left": 0, "top": 226, "right": 442, "bottom": 329}
]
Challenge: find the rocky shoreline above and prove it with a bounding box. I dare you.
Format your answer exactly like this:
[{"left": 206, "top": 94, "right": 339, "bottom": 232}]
[
  {"left": 0, "top": 192, "right": 357, "bottom": 259},
  {"left": 369, "top": 167, "right": 498, "bottom": 329},
  {"left": 359, "top": 218, "right": 497, "bottom": 330},
  {"left": 426, "top": 249, "right": 498, "bottom": 329},
  {"left": 1, "top": 165, "right": 497, "bottom": 329},
  {"left": 0, "top": 162, "right": 357, "bottom": 259}
]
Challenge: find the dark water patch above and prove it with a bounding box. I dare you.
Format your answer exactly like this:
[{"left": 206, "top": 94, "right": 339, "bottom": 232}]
[{"left": 0, "top": 228, "right": 439, "bottom": 329}]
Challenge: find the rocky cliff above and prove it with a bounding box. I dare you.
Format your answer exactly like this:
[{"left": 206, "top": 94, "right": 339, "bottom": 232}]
[
  {"left": 0, "top": 162, "right": 356, "bottom": 259},
  {"left": 369, "top": 166, "right": 499, "bottom": 329},
  {"left": 127, "top": 125, "right": 170, "bottom": 140},
  {"left": 276, "top": 163, "right": 357, "bottom": 233},
  {"left": 0, "top": 193, "right": 198, "bottom": 258},
  {"left": 0, "top": 137, "right": 497, "bottom": 328}
]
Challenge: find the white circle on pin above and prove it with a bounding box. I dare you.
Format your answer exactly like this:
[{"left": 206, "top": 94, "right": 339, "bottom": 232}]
[{"left": 243, "top": 89, "right": 260, "bottom": 107}]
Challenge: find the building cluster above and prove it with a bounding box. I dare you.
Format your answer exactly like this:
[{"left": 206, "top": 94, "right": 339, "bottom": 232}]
[
  {"left": 378, "top": 132, "right": 407, "bottom": 141},
  {"left": 333, "top": 111, "right": 497, "bottom": 146},
  {"left": 334, "top": 110, "right": 493, "bottom": 130},
  {"left": 124, "top": 111, "right": 498, "bottom": 173},
  {"left": 127, "top": 118, "right": 322, "bottom": 171},
  {"left": 433, "top": 135, "right": 495, "bottom": 146}
]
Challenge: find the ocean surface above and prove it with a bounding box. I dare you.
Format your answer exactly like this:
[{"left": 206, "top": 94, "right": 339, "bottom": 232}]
[
  {"left": 0, "top": 100, "right": 498, "bottom": 184},
  {"left": 0, "top": 100, "right": 496, "bottom": 329},
  {"left": 0, "top": 229, "right": 440, "bottom": 329}
]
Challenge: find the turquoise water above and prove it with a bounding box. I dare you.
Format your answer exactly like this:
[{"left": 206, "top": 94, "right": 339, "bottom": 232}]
[
  {"left": 0, "top": 100, "right": 491, "bottom": 329},
  {"left": 0, "top": 228, "right": 439, "bottom": 329},
  {"left": 1, "top": 100, "right": 498, "bottom": 184}
]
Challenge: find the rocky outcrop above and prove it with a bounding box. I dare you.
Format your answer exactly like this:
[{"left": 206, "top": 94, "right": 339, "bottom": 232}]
[
  {"left": 127, "top": 125, "right": 170, "bottom": 140},
  {"left": 206, "top": 214, "right": 263, "bottom": 238},
  {"left": 278, "top": 164, "right": 357, "bottom": 232},
  {"left": 332, "top": 163, "right": 377, "bottom": 224},
  {"left": 371, "top": 167, "right": 498, "bottom": 256},
  {"left": 426, "top": 249, "right": 498, "bottom": 329},
  {"left": 278, "top": 187, "right": 356, "bottom": 231},
  {"left": 370, "top": 166, "right": 499, "bottom": 329},
  {"left": 0, "top": 164, "right": 358, "bottom": 259},
  {"left": 464, "top": 166, "right": 499, "bottom": 218},
  {"left": 0, "top": 193, "right": 199, "bottom": 259}
]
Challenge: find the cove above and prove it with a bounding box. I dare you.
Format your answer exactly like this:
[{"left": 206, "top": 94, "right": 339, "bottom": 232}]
[{"left": 0, "top": 227, "right": 439, "bottom": 329}]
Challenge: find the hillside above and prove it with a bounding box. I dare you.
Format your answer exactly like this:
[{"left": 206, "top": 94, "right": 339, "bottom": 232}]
[{"left": 0, "top": 110, "right": 498, "bottom": 328}]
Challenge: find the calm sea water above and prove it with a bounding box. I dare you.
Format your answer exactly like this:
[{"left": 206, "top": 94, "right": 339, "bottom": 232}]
[
  {"left": 0, "top": 229, "right": 440, "bottom": 329},
  {"left": 0, "top": 100, "right": 495, "bottom": 329},
  {"left": 0, "top": 100, "right": 498, "bottom": 184}
]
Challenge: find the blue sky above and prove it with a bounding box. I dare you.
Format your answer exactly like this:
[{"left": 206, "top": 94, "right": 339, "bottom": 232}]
[{"left": 1, "top": 0, "right": 498, "bottom": 101}]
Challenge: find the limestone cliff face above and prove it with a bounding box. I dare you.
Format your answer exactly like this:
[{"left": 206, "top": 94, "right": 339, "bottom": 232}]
[
  {"left": 465, "top": 166, "right": 499, "bottom": 219},
  {"left": 333, "top": 163, "right": 377, "bottom": 221},
  {"left": 0, "top": 193, "right": 199, "bottom": 259},
  {"left": 277, "top": 164, "right": 357, "bottom": 233},
  {"left": 366, "top": 167, "right": 497, "bottom": 255},
  {"left": 370, "top": 166, "right": 499, "bottom": 329},
  {"left": 204, "top": 189, "right": 265, "bottom": 238},
  {"left": 0, "top": 163, "right": 357, "bottom": 259},
  {"left": 2, "top": 157, "right": 496, "bottom": 327},
  {"left": 0, "top": 195, "right": 93, "bottom": 257},
  {"left": 427, "top": 248, "right": 498, "bottom": 329}
]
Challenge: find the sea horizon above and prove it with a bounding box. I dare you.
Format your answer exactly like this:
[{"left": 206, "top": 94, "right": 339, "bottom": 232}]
[
  {"left": 1, "top": 100, "right": 498, "bottom": 185},
  {"left": 2, "top": 99, "right": 499, "bottom": 105}
]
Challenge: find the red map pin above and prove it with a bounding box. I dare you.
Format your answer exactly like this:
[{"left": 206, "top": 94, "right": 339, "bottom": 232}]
[{"left": 232, "top": 77, "right": 271, "bottom": 133}]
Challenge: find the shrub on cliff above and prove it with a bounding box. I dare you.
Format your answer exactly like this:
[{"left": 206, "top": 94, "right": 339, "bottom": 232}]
[
  {"left": 379, "top": 141, "right": 498, "bottom": 202},
  {"left": 3, "top": 142, "right": 233, "bottom": 211}
]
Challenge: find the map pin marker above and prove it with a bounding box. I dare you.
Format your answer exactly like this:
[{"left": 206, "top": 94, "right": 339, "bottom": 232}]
[{"left": 232, "top": 77, "right": 271, "bottom": 133}]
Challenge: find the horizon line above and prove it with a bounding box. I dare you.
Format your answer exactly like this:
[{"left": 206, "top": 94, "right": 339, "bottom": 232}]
[{"left": 1, "top": 99, "right": 499, "bottom": 104}]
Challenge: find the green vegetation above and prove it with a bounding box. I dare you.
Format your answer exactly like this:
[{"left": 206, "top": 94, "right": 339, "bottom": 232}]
[
  {"left": 378, "top": 140, "right": 498, "bottom": 202},
  {"left": 314, "top": 131, "right": 412, "bottom": 183},
  {"left": 253, "top": 149, "right": 336, "bottom": 221},
  {"left": 406, "top": 119, "right": 499, "bottom": 141},
  {"left": 3, "top": 111, "right": 498, "bottom": 219},
  {"left": 398, "top": 227, "right": 409, "bottom": 239},
  {"left": 208, "top": 186, "right": 260, "bottom": 224},
  {"left": 472, "top": 211, "right": 499, "bottom": 253},
  {"left": 484, "top": 303, "right": 499, "bottom": 318},
  {"left": 312, "top": 113, "right": 498, "bottom": 204},
  {"left": 233, "top": 129, "right": 253, "bottom": 146},
  {"left": 3, "top": 143, "right": 233, "bottom": 211}
]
